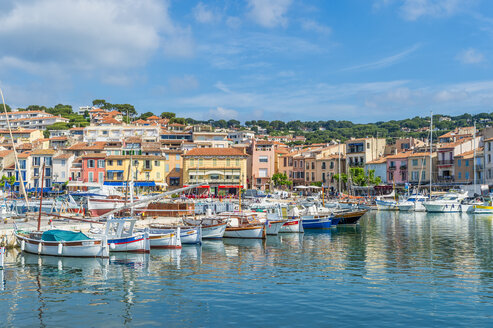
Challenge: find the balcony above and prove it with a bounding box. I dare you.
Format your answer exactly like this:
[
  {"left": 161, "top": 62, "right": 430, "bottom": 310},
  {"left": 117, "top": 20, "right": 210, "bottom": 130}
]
[
  {"left": 389, "top": 166, "right": 396, "bottom": 171},
  {"left": 349, "top": 162, "right": 364, "bottom": 167},
  {"left": 438, "top": 160, "right": 454, "bottom": 166},
  {"left": 400, "top": 165, "right": 407, "bottom": 170},
  {"left": 476, "top": 164, "right": 484, "bottom": 170}
]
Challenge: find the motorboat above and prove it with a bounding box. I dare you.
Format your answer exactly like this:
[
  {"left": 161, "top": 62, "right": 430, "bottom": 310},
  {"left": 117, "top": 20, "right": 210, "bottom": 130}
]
[
  {"left": 332, "top": 209, "right": 367, "bottom": 224},
  {"left": 182, "top": 216, "right": 228, "bottom": 239},
  {"left": 422, "top": 192, "right": 468, "bottom": 213},
  {"left": 397, "top": 195, "right": 428, "bottom": 212},
  {"left": 218, "top": 213, "right": 266, "bottom": 239},
  {"left": 300, "top": 205, "right": 332, "bottom": 229},
  {"left": 147, "top": 227, "right": 182, "bottom": 249}
]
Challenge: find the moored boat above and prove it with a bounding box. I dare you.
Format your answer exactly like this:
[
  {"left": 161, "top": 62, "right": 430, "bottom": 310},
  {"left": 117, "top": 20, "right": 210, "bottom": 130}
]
[
  {"left": 90, "top": 217, "right": 150, "bottom": 253},
  {"left": 147, "top": 227, "right": 182, "bottom": 249},
  {"left": 219, "top": 213, "right": 266, "bottom": 239},
  {"left": 149, "top": 224, "right": 202, "bottom": 244},
  {"left": 333, "top": 209, "right": 367, "bottom": 225}
]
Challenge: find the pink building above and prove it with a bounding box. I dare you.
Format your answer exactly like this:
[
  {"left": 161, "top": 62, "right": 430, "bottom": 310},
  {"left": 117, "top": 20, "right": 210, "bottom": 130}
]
[
  {"left": 386, "top": 152, "right": 411, "bottom": 185},
  {"left": 82, "top": 153, "right": 106, "bottom": 184},
  {"left": 248, "top": 140, "right": 275, "bottom": 190}
]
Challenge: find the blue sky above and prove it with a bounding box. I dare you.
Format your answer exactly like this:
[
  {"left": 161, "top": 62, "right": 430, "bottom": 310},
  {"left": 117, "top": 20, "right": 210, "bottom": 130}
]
[{"left": 0, "top": 0, "right": 493, "bottom": 123}]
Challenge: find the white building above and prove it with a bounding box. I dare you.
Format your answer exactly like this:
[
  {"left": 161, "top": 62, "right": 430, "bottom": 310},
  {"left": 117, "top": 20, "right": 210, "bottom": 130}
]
[
  {"left": 84, "top": 125, "right": 160, "bottom": 143},
  {"left": 228, "top": 130, "right": 255, "bottom": 144},
  {"left": 53, "top": 153, "right": 75, "bottom": 184},
  {"left": 192, "top": 131, "right": 230, "bottom": 148},
  {"left": 0, "top": 111, "right": 69, "bottom": 130}
]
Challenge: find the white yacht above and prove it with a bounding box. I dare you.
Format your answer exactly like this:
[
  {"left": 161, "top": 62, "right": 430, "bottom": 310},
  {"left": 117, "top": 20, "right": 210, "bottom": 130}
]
[
  {"left": 422, "top": 192, "right": 468, "bottom": 213},
  {"left": 397, "top": 195, "right": 428, "bottom": 212}
]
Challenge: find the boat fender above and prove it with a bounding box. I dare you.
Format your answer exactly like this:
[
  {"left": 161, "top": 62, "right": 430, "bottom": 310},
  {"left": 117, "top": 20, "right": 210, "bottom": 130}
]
[
  {"left": 57, "top": 243, "right": 63, "bottom": 255},
  {"left": 37, "top": 242, "right": 42, "bottom": 254},
  {"left": 110, "top": 243, "right": 116, "bottom": 250},
  {"left": 20, "top": 240, "right": 25, "bottom": 251}
]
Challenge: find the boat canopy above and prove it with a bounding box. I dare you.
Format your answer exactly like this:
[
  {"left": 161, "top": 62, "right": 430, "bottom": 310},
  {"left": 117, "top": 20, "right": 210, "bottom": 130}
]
[{"left": 41, "top": 230, "right": 91, "bottom": 242}]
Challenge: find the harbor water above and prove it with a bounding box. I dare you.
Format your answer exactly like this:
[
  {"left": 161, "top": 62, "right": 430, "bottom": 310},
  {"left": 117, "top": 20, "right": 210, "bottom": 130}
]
[{"left": 1, "top": 211, "right": 493, "bottom": 327}]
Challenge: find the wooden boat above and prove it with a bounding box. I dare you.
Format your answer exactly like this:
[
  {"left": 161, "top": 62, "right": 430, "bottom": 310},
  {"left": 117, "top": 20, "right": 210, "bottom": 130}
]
[
  {"left": 15, "top": 229, "right": 109, "bottom": 258},
  {"left": 333, "top": 209, "right": 367, "bottom": 225},
  {"left": 301, "top": 206, "right": 332, "bottom": 229},
  {"left": 90, "top": 217, "right": 150, "bottom": 253},
  {"left": 147, "top": 227, "right": 182, "bottom": 249},
  {"left": 149, "top": 224, "right": 202, "bottom": 244},
  {"left": 182, "top": 217, "right": 228, "bottom": 239},
  {"left": 218, "top": 213, "right": 266, "bottom": 239}
]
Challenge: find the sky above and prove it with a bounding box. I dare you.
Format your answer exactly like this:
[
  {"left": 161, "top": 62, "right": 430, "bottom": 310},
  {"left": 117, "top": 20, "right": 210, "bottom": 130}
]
[{"left": 0, "top": 0, "right": 493, "bottom": 123}]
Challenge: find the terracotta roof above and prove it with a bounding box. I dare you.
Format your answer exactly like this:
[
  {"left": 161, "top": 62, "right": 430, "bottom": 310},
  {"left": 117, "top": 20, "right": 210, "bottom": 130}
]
[
  {"left": 184, "top": 148, "right": 247, "bottom": 157},
  {"left": 54, "top": 153, "right": 73, "bottom": 160},
  {"left": 408, "top": 152, "right": 435, "bottom": 157},
  {"left": 455, "top": 147, "right": 483, "bottom": 159},
  {"left": 366, "top": 157, "right": 387, "bottom": 164},
  {"left": 17, "top": 152, "right": 31, "bottom": 158},
  {"left": 69, "top": 127, "right": 85, "bottom": 131},
  {"left": 147, "top": 115, "right": 160, "bottom": 120},
  {"left": 440, "top": 137, "right": 472, "bottom": 149},
  {"left": 0, "top": 110, "right": 47, "bottom": 116},
  {"left": 106, "top": 110, "right": 122, "bottom": 116},
  {"left": 125, "top": 136, "right": 142, "bottom": 143},
  {"left": 133, "top": 119, "right": 148, "bottom": 124},
  {"left": 106, "top": 155, "right": 166, "bottom": 160},
  {"left": 142, "top": 142, "right": 161, "bottom": 151},
  {"left": 386, "top": 152, "right": 414, "bottom": 159},
  {"left": 255, "top": 140, "right": 274, "bottom": 145},
  {"left": 0, "top": 129, "right": 37, "bottom": 134},
  {"left": 49, "top": 136, "right": 68, "bottom": 141},
  {"left": 17, "top": 143, "right": 33, "bottom": 150},
  {"left": 31, "top": 149, "right": 56, "bottom": 155},
  {"left": 0, "top": 150, "right": 13, "bottom": 157},
  {"left": 66, "top": 141, "right": 106, "bottom": 151},
  {"left": 101, "top": 117, "right": 121, "bottom": 124},
  {"left": 89, "top": 108, "right": 105, "bottom": 112},
  {"left": 82, "top": 153, "right": 106, "bottom": 158}
]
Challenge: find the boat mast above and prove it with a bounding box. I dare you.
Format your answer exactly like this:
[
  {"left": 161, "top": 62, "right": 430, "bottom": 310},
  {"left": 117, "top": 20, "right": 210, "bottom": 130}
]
[
  {"left": 338, "top": 143, "right": 341, "bottom": 196},
  {"left": 473, "top": 121, "right": 477, "bottom": 194},
  {"left": 0, "top": 88, "right": 29, "bottom": 206},
  {"left": 37, "top": 162, "right": 45, "bottom": 231},
  {"left": 429, "top": 111, "right": 433, "bottom": 196}
]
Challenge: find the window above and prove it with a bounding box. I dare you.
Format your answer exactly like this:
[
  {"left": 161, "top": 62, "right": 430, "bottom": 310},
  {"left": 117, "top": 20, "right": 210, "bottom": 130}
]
[
  {"left": 367, "top": 143, "right": 370, "bottom": 149},
  {"left": 465, "top": 172, "right": 469, "bottom": 180},
  {"left": 98, "top": 160, "right": 105, "bottom": 168},
  {"left": 61, "top": 159, "right": 66, "bottom": 165},
  {"left": 45, "top": 157, "right": 52, "bottom": 166},
  {"left": 88, "top": 172, "right": 94, "bottom": 182},
  {"left": 176, "top": 154, "right": 180, "bottom": 160},
  {"left": 145, "top": 172, "right": 150, "bottom": 180},
  {"left": 306, "top": 163, "right": 309, "bottom": 170},
  {"left": 458, "top": 159, "right": 461, "bottom": 167},
  {"left": 312, "top": 172, "right": 315, "bottom": 181},
  {"left": 34, "top": 167, "right": 39, "bottom": 177},
  {"left": 465, "top": 160, "right": 469, "bottom": 167},
  {"left": 165, "top": 164, "right": 169, "bottom": 172},
  {"left": 412, "top": 159, "right": 418, "bottom": 166},
  {"left": 134, "top": 160, "right": 138, "bottom": 166},
  {"left": 88, "top": 159, "right": 95, "bottom": 168},
  {"left": 190, "top": 159, "right": 194, "bottom": 167},
  {"left": 256, "top": 178, "right": 262, "bottom": 185},
  {"left": 61, "top": 171, "right": 65, "bottom": 179},
  {"left": 33, "top": 157, "right": 40, "bottom": 166},
  {"left": 412, "top": 171, "right": 419, "bottom": 180},
  {"left": 199, "top": 159, "right": 204, "bottom": 166},
  {"left": 259, "top": 156, "right": 268, "bottom": 163},
  {"left": 311, "top": 162, "right": 315, "bottom": 170},
  {"left": 489, "top": 142, "right": 492, "bottom": 151},
  {"left": 226, "top": 158, "right": 231, "bottom": 166},
  {"left": 322, "top": 162, "right": 326, "bottom": 170},
  {"left": 45, "top": 167, "right": 51, "bottom": 177},
  {"left": 421, "top": 171, "right": 425, "bottom": 180},
  {"left": 45, "top": 179, "right": 51, "bottom": 188},
  {"left": 422, "top": 159, "right": 426, "bottom": 166},
  {"left": 458, "top": 172, "right": 462, "bottom": 179},
  {"left": 154, "top": 160, "right": 160, "bottom": 166},
  {"left": 213, "top": 159, "right": 217, "bottom": 166},
  {"left": 98, "top": 172, "right": 104, "bottom": 183},
  {"left": 259, "top": 168, "right": 268, "bottom": 178},
  {"left": 210, "top": 174, "right": 220, "bottom": 180},
  {"left": 169, "top": 177, "right": 180, "bottom": 186},
  {"left": 235, "top": 159, "right": 239, "bottom": 166},
  {"left": 19, "top": 160, "right": 26, "bottom": 170},
  {"left": 176, "top": 164, "right": 180, "bottom": 172},
  {"left": 489, "top": 154, "right": 492, "bottom": 163},
  {"left": 156, "top": 172, "right": 161, "bottom": 179},
  {"left": 145, "top": 160, "right": 152, "bottom": 169},
  {"left": 284, "top": 158, "right": 287, "bottom": 166},
  {"left": 117, "top": 160, "right": 123, "bottom": 166},
  {"left": 108, "top": 160, "right": 113, "bottom": 166}
]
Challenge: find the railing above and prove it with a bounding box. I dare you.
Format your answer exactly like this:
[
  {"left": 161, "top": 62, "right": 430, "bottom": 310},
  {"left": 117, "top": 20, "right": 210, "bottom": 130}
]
[
  {"left": 476, "top": 164, "right": 484, "bottom": 170},
  {"left": 438, "top": 160, "right": 454, "bottom": 165},
  {"left": 437, "top": 175, "right": 454, "bottom": 181},
  {"left": 389, "top": 166, "right": 396, "bottom": 171},
  {"left": 400, "top": 165, "right": 407, "bottom": 170},
  {"left": 349, "top": 162, "right": 364, "bottom": 167}
]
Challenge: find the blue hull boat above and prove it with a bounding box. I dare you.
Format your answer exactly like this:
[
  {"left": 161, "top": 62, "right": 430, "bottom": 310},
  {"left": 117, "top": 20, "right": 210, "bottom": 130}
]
[{"left": 302, "top": 217, "right": 332, "bottom": 229}]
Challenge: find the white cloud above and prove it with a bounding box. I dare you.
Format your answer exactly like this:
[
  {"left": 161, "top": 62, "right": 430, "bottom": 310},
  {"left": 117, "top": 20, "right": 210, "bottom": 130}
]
[
  {"left": 208, "top": 107, "right": 239, "bottom": 120},
  {"left": 193, "top": 2, "right": 218, "bottom": 24},
  {"left": 0, "top": 0, "right": 194, "bottom": 80},
  {"left": 301, "top": 20, "right": 331, "bottom": 35},
  {"left": 247, "top": 0, "right": 292, "bottom": 28},
  {"left": 456, "top": 48, "right": 485, "bottom": 64},
  {"left": 342, "top": 43, "right": 421, "bottom": 71},
  {"left": 400, "top": 0, "right": 468, "bottom": 21}
]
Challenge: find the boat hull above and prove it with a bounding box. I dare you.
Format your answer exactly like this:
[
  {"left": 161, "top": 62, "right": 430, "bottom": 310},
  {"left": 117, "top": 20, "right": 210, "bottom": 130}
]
[
  {"left": 180, "top": 227, "right": 202, "bottom": 244},
  {"left": 335, "top": 210, "right": 367, "bottom": 225},
  {"left": 107, "top": 234, "right": 149, "bottom": 253},
  {"left": 15, "top": 234, "right": 109, "bottom": 258},
  {"left": 423, "top": 203, "right": 461, "bottom": 213},
  {"left": 201, "top": 223, "right": 227, "bottom": 239},
  {"left": 302, "top": 217, "right": 332, "bottom": 229},
  {"left": 224, "top": 226, "right": 265, "bottom": 239},
  {"left": 472, "top": 205, "right": 493, "bottom": 214},
  {"left": 376, "top": 200, "right": 398, "bottom": 211},
  {"left": 265, "top": 220, "right": 284, "bottom": 235},
  {"left": 279, "top": 219, "right": 304, "bottom": 233},
  {"left": 148, "top": 229, "right": 182, "bottom": 249}
]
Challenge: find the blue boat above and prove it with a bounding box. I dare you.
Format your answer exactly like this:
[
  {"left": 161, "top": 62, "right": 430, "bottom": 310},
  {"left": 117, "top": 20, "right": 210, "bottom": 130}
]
[{"left": 301, "top": 216, "right": 332, "bottom": 229}]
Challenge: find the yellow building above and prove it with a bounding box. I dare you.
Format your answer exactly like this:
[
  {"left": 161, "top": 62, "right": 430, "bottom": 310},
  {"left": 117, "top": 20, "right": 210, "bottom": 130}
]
[
  {"left": 183, "top": 148, "right": 248, "bottom": 195},
  {"left": 105, "top": 151, "right": 183, "bottom": 189},
  {"left": 0, "top": 129, "right": 44, "bottom": 144}
]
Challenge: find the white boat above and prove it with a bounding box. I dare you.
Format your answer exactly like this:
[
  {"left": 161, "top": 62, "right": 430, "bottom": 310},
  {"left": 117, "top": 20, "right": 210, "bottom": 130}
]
[
  {"left": 279, "top": 218, "right": 304, "bottom": 233},
  {"left": 182, "top": 217, "right": 228, "bottom": 239},
  {"left": 15, "top": 229, "right": 109, "bottom": 258},
  {"left": 149, "top": 225, "right": 202, "bottom": 244},
  {"left": 218, "top": 213, "right": 265, "bottom": 239},
  {"left": 397, "top": 195, "right": 428, "bottom": 212},
  {"left": 87, "top": 196, "right": 148, "bottom": 217},
  {"left": 376, "top": 199, "right": 398, "bottom": 211},
  {"left": 147, "top": 227, "right": 182, "bottom": 249},
  {"left": 90, "top": 217, "right": 150, "bottom": 253},
  {"left": 422, "top": 192, "right": 468, "bottom": 213}
]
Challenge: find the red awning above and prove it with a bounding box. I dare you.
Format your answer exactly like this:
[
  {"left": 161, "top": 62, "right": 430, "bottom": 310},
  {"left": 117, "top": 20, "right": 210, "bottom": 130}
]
[
  {"left": 218, "top": 185, "right": 243, "bottom": 188},
  {"left": 184, "top": 185, "right": 210, "bottom": 188}
]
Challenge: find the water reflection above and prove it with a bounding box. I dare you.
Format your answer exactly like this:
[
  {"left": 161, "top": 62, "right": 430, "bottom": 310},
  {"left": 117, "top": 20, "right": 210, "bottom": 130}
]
[{"left": 0, "top": 211, "right": 492, "bottom": 326}]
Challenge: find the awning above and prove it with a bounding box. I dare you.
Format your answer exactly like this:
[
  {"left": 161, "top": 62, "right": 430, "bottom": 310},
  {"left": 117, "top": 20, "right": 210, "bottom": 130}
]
[
  {"left": 218, "top": 185, "right": 243, "bottom": 188},
  {"left": 27, "top": 187, "right": 52, "bottom": 192},
  {"left": 134, "top": 181, "right": 155, "bottom": 187},
  {"left": 184, "top": 185, "right": 210, "bottom": 188},
  {"left": 107, "top": 170, "right": 124, "bottom": 173},
  {"left": 13, "top": 182, "right": 28, "bottom": 186},
  {"left": 104, "top": 181, "right": 125, "bottom": 186}
]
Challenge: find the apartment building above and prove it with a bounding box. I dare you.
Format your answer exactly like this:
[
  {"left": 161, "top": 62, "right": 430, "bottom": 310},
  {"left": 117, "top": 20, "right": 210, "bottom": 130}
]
[
  {"left": 345, "top": 137, "right": 386, "bottom": 167},
  {"left": 0, "top": 111, "right": 68, "bottom": 130},
  {"left": 0, "top": 129, "right": 44, "bottom": 144},
  {"left": 407, "top": 152, "right": 436, "bottom": 185},
  {"left": 437, "top": 137, "right": 479, "bottom": 184},
  {"left": 31, "top": 149, "right": 56, "bottom": 189},
  {"left": 192, "top": 131, "right": 230, "bottom": 148},
  {"left": 365, "top": 157, "right": 387, "bottom": 184},
  {"left": 82, "top": 153, "right": 106, "bottom": 184},
  {"left": 248, "top": 140, "right": 275, "bottom": 190},
  {"left": 182, "top": 148, "right": 248, "bottom": 196},
  {"left": 84, "top": 125, "right": 160, "bottom": 143},
  {"left": 53, "top": 153, "right": 75, "bottom": 184}
]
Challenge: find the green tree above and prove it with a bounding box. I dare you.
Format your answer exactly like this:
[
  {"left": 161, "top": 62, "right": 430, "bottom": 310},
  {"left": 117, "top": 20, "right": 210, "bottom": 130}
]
[
  {"left": 139, "top": 111, "right": 155, "bottom": 120},
  {"left": 271, "top": 173, "right": 292, "bottom": 187},
  {"left": 0, "top": 104, "right": 11, "bottom": 112},
  {"left": 92, "top": 99, "right": 107, "bottom": 108},
  {"left": 160, "top": 112, "right": 176, "bottom": 119}
]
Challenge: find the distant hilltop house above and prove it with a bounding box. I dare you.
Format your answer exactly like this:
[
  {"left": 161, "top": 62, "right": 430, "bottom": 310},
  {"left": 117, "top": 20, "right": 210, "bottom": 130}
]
[{"left": 0, "top": 110, "right": 69, "bottom": 130}]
